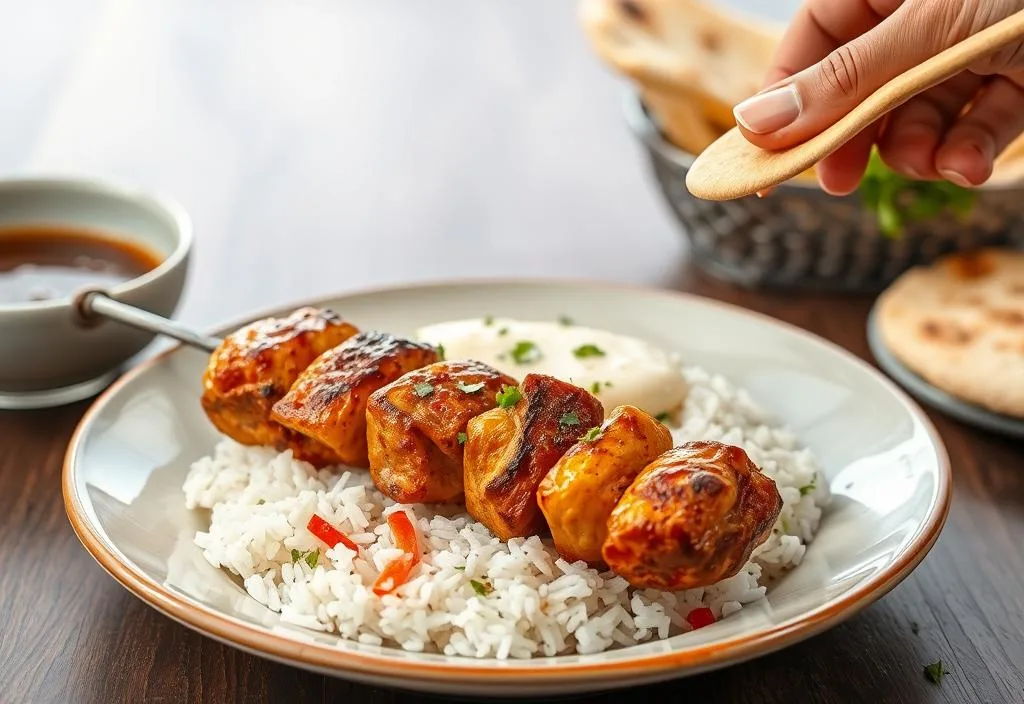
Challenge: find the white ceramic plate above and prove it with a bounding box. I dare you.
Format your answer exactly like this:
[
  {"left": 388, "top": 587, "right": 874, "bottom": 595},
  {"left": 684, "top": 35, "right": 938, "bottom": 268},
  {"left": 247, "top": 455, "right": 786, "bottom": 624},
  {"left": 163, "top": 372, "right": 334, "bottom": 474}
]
[{"left": 64, "top": 281, "right": 950, "bottom": 697}]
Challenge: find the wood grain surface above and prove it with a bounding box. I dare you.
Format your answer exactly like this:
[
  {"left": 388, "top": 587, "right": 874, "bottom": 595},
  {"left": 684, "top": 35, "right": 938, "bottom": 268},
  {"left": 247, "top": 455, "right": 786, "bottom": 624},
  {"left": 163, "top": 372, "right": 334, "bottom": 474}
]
[{"left": 1, "top": 2, "right": 1023, "bottom": 703}]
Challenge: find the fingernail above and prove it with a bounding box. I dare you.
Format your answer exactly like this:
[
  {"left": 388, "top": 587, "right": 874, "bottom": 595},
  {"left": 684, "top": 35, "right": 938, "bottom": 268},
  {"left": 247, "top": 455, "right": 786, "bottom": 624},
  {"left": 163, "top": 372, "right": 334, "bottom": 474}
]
[
  {"left": 939, "top": 168, "right": 973, "bottom": 188},
  {"left": 733, "top": 84, "right": 802, "bottom": 134}
]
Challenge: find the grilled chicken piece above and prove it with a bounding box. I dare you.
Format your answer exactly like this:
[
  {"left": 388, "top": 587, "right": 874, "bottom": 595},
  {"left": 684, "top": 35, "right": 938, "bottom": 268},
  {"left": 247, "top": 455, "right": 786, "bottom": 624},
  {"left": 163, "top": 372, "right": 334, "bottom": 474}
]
[
  {"left": 536, "top": 405, "right": 672, "bottom": 565},
  {"left": 602, "top": 440, "right": 782, "bottom": 590},
  {"left": 463, "top": 374, "right": 604, "bottom": 540},
  {"left": 366, "top": 360, "right": 518, "bottom": 504},
  {"left": 270, "top": 331, "right": 439, "bottom": 468},
  {"left": 200, "top": 307, "right": 359, "bottom": 466}
]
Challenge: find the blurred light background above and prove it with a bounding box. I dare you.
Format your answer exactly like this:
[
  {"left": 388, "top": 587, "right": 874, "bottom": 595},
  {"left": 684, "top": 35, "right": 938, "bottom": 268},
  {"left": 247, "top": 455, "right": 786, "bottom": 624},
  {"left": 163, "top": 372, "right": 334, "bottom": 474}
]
[{"left": 0, "top": 1, "right": 796, "bottom": 326}]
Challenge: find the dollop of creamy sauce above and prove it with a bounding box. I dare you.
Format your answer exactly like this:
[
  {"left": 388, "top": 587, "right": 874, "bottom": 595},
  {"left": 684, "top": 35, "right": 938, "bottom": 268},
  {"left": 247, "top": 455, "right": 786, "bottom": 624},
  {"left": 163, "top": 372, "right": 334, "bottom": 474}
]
[{"left": 416, "top": 318, "right": 688, "bottom": 418}]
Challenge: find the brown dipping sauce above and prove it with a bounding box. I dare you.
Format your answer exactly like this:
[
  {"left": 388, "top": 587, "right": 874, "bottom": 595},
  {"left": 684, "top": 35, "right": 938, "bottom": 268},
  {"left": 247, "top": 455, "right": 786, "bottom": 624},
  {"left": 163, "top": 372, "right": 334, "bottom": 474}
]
[{"left": 0, "top": 226, "right": 162, "bottom": 305}]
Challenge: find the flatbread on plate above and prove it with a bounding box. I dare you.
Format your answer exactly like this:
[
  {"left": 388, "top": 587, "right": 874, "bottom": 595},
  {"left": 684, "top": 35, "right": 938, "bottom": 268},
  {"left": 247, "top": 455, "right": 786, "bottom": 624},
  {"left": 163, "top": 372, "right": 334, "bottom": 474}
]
[{"left": 877, "top": 249, "right": 1024, "bottom": 418}]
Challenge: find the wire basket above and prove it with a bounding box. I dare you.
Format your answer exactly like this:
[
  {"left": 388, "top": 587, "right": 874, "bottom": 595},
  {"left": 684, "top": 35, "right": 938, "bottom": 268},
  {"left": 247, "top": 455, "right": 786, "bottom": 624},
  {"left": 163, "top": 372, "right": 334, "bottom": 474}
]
[{"left": 623, "top": 92, "right": 1024, "bottom": 291}]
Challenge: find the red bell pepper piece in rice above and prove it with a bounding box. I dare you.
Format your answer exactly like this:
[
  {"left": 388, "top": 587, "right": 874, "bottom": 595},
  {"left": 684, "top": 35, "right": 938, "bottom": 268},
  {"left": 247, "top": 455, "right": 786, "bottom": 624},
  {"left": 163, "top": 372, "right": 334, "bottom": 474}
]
[
  {"left": 306, "top": 513, "right": 359, "bottom": 553},
  {"left": 686, "top": 607, "right": 716, "bottom": 630},
  {"left": 372, "top": 553, "right": 418, "bottom": 596},
  {"left": 372, "top": 511, "right": 421, "bottom": 596},
  {"left": 387, "top": 510, "right": 419, "bottom": 557}
]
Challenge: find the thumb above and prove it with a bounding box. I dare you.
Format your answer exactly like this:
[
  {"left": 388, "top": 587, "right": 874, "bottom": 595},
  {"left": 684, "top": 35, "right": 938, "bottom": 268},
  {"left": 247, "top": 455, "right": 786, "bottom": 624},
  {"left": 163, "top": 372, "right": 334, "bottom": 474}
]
[{"left": 733, "top": 2, "right": 957, "bottom": 149}]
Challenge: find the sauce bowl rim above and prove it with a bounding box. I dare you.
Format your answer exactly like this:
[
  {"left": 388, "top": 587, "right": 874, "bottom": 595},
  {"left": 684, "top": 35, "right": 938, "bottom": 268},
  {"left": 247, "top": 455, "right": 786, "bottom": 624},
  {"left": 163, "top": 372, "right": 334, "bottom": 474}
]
[{"left": 0, "top": 176, "right": 192, "bottom": 315}]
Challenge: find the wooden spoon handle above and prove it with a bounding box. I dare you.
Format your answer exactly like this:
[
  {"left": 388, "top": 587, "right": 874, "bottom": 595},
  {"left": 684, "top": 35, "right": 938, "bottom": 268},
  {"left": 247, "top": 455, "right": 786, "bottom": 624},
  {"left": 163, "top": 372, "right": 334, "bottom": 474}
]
[
  {"left": 869, "top": 10, "right": 1024, "bottom": 115},
  {"left": 686, "top": 10, "right": 1024, "bottom": 200}
]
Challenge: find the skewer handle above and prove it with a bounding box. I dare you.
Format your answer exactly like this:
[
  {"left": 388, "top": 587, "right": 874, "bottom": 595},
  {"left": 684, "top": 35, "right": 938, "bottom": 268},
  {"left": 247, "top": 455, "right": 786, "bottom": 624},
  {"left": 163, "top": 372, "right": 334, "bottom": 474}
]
[{"left": 73, "top": 288, "right": 222, "bottom": 353}]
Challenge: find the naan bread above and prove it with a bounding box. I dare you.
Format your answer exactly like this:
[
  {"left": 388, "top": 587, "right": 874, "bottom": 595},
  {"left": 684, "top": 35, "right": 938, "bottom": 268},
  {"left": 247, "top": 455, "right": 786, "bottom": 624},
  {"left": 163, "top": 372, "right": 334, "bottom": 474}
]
[
  {"left": 877, "top": 249, "right": 1024, "bottom": 418},
  {"left": 580, "top": 0, "right": 779, "bottom": 114},
  {"left": 579, "top": 0, "right": 814, "bottom": 182},
  {"left": 640, "top": 85, "right": 721, "bottom": 154},
  {"left": 580, "top": 0, "right": 1024, "bottom": 185}
]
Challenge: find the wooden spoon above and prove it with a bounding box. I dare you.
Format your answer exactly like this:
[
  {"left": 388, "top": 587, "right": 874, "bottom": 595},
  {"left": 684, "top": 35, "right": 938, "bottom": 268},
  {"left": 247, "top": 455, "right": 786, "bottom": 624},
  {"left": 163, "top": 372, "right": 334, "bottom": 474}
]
[{"left": 684, "top": 10, "right": 1024, "bottom": 200}]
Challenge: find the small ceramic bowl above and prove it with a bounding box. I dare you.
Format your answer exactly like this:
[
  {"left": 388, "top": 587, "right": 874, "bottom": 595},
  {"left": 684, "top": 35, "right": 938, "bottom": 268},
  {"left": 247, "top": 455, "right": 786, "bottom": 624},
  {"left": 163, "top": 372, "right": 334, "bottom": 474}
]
[{"left": 0, "top": 177, "right": 192, "bottom": 409}]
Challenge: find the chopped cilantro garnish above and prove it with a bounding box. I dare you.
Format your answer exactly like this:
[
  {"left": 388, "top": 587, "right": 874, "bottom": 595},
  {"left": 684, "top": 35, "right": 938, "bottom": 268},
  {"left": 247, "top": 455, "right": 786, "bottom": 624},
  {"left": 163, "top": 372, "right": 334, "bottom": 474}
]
[
  {"left": 413, "top": 382, "right": 435, "bottom": 398},
  {"left": 457, "top": 381, "right": 486, "bottom": 394},
  {"left": 573, "top": 344, "right": 605, "bottom": 359},
  {"left": 496, "top": 385, "right": 523, "bottom": 408},
  {"left": 559, "top": 411, "right": 580, "bottom": 428},
  {"left": 558, "top": 315, "right": 574, "bottom": 326},
  {"left": 510, "top": 340, "right": 542, "bottom": 365},
  {"left": 590, "top": 381, "right": 601, "bottom": 394},
  {"left": 457, "top": 431, "right": 468, "bottom": 445},
  {"left": 484, "top": 315, "right": 494, "bottom": 326},
  {"left": 605, "top": 381, "right": 613, "bottom": 387},
  {"left": 470, "top": 579, "right": 493, "bottom": 596},
  {"left": 655, "top": 411, "right": 671, "bottom": 423},
  {"left": 799, "top": 476, "right": 817, "bottom": 496},
  {"left": 256, "top": 499, "right": 266, "bottom": 506},
  {"left": 581, "top": 426, "right": 601, "bottom": 442},
  {"left": 454, "top": 565, "right": 466, "bottom": 571},
  {"left": 436, "top": 344, "right": 445, "bottom": 361},
  {"left": 291, "top": 548, "right": 319, "bottom": 568},
  {"left": 924, "top": 660, "right": 948, "bottom": 685},
  {"left": 498, "top": 327, "right": 509, "bottom": 337}
]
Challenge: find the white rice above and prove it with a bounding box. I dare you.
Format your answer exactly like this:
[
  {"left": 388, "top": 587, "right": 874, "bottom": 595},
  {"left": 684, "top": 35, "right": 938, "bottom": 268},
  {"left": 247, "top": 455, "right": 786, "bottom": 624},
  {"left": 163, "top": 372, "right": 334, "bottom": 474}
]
[{"left": 183, "top": 365, "right": 829, "bottom": 658}]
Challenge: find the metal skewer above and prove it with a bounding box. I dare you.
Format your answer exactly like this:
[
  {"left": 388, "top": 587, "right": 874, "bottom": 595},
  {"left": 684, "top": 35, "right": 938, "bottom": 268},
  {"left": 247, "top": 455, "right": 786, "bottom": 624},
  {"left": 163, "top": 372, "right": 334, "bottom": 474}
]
[{"left": 73, "top": 288, "right": 222, "bottom": 353}]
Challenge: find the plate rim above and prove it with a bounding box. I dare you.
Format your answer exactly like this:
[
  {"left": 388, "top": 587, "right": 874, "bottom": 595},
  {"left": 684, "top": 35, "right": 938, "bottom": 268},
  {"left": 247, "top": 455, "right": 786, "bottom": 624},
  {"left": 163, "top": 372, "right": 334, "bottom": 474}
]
[{"left": 62, "top": 277, "right": 953, "bottom": 688}]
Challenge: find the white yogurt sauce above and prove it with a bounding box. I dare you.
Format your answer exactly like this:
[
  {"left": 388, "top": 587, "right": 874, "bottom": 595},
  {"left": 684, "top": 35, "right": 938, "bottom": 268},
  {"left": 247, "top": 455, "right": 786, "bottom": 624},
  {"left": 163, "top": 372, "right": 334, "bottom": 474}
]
[{"left": 416, "top": 318, "right": 688, "bottom": 418}]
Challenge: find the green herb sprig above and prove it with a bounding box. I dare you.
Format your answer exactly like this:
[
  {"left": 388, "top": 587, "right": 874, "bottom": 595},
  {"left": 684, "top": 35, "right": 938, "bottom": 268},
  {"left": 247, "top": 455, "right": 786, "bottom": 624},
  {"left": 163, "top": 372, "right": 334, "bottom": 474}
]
[
  {"left": 924, "top": 660, "right": 949, "bottom": 685},
  {"left": 496, "top": 385, "right": 523, "bottom": 408},
  {"left": 470, "top": 579, "right": 494, "bottom": 596},
  {"left": 860, "top": 149, "right": 976, "bottom": 238},
  {"left": 510, "top": 341, "right": 542, "bottom": 365}
]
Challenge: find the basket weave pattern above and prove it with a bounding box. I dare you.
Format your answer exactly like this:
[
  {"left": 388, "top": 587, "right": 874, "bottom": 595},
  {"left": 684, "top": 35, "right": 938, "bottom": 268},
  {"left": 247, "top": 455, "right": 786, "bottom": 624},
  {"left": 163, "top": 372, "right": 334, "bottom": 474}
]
[{"left": 631, "top": 96, "right": 1024, "bottom": 291}]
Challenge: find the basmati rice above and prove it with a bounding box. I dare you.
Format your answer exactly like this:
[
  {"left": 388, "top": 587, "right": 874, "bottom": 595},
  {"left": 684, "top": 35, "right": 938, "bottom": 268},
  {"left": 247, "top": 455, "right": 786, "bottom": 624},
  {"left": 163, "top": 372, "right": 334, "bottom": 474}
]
[{"left": 183, "top": 366, "right": 828, "bottom": 658}]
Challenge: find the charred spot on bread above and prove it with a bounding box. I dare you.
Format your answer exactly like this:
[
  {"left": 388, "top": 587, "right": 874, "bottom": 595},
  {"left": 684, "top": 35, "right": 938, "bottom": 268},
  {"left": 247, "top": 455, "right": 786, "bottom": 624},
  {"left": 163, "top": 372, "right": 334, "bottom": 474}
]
[
  {"left": 919, "top": 319, "right": 973, "bottom": 345},
  {"left": 945, "top": 252, "right": 995, "bottom": 280},
  {"left": 618, "top": 0, "right": 646, "bottom": 23},
  {"left": 987, "top": 308, "right": 1024, "bottom": 326},
  {"left": 698, "top": 29, "right": 721, "bottom": 53}
]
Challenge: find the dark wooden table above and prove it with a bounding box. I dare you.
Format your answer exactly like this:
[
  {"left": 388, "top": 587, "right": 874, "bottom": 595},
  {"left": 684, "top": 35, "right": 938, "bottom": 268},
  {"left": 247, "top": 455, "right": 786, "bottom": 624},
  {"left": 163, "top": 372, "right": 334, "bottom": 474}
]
[{"left": 2, "top": 2, "right": 1022, "bottom": 703}]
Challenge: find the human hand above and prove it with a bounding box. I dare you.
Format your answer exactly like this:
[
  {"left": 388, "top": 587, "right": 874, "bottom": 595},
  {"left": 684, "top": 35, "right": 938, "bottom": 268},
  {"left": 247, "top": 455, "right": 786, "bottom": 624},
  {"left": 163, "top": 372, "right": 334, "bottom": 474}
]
[{"left": 732, "top": 0, "right": 1024, "bottom": 195}]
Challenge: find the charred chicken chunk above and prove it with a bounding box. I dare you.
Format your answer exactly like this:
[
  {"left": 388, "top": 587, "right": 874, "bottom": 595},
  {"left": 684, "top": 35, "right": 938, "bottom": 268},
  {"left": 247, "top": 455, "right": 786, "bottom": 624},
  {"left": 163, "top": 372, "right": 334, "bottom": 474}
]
[
  {"left": 270, "top": 331, "right": 438, "bottom": 468},
  {"left": 366, "top": 360, "right": 518, "bottom": 504},
  {"left": 602, "top": 440, "right": 782, "bottom": 590},
  {"left": 537, "top": 405, "right": 672, "bottom": 565},
  {"left": 463, "top": 374, "right": 604, "bottom": 540},
  {"left": 200, "top": 307, "right": 359, "bottom": 466}
]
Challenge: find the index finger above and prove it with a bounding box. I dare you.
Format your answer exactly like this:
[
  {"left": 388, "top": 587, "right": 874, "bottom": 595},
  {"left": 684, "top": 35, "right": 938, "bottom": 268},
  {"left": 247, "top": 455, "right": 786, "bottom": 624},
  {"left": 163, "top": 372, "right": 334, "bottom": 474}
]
[{"left": 762, "top": 0, "right": 906, "bottom": 88}]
